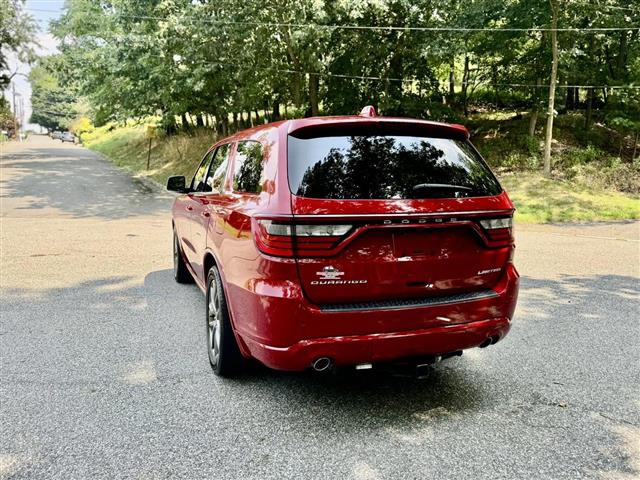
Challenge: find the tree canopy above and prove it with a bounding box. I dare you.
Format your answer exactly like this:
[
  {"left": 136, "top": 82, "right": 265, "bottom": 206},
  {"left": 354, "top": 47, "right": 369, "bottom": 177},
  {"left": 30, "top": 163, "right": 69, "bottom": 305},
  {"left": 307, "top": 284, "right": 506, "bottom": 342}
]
[
  {"left": 1, "top": 0, "right": 36, "bottom": 89},
  {"left": 29, "top": 0, "right": 639, "bottom": 142},
  {"left": 1, "top": 0, "right": 36, "bottom": 128}
]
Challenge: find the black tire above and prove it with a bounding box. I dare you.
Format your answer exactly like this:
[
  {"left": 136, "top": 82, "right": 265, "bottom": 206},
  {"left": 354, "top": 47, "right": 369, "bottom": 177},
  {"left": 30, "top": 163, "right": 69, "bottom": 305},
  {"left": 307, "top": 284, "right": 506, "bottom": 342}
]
[
  {"left": 173, "top": 230, "right": 193, "bottom": 284},
  {"left": 206, "top": 266, "right": 244, "bottom": 377}
]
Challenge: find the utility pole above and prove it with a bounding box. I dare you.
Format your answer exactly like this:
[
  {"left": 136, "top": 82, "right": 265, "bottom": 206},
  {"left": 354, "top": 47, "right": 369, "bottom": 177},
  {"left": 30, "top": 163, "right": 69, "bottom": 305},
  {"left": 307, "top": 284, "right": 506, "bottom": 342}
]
[
  {"left": 543, "top": 0, "right": 559, "bottom": 176},
  {"left": 18, "top": 96, "right": 24, "bottom": 141},
  {"left": 12, "top": 83, "right": 18, "bottom": 139}
]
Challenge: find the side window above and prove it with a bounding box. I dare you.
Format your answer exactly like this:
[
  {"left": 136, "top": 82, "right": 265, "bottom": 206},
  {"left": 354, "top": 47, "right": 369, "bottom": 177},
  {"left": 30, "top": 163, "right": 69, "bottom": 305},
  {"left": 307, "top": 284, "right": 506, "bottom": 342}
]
[
  {"left": 191, "top": 150, "right": 215, "bottom": 192},
  {"left": 233, "top": 141, "right": 264, "bottom": 194},
  {"left": 204, "top": 144, "right": 231, "bottom": 192}
]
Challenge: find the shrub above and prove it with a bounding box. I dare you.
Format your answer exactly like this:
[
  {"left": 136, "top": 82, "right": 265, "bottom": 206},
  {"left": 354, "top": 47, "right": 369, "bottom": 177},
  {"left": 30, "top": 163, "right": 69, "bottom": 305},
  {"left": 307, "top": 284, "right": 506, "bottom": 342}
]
[{"left": 69, "top": 116, "right": 94, "bottom": 140}]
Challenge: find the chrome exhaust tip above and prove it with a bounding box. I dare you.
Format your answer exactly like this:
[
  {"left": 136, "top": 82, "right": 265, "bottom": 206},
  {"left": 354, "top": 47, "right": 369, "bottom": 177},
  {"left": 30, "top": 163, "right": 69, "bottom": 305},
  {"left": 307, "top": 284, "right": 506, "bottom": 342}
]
[{"left": 312, "top": 357, "right": 332, "bottom": 372}]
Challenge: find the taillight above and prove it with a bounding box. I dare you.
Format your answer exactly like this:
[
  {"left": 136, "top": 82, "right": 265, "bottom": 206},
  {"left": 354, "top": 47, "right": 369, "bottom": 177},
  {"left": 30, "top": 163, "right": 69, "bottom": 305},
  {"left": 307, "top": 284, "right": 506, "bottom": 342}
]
[
  {"left": 253, "top": 220, "right": 295, "bottom": 256},
  {"left": 478, "top": 216, "right": 513, "bottom": 243},
  {"left": 252, "top": 219, "right": 353, "bottom": 257}
]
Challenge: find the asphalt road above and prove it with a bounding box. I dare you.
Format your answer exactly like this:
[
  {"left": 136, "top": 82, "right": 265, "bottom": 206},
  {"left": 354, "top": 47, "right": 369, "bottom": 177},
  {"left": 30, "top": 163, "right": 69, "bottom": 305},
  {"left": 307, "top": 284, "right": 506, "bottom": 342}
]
[{"left": 1, "top": 136, "right": 639, "bottom": 480}]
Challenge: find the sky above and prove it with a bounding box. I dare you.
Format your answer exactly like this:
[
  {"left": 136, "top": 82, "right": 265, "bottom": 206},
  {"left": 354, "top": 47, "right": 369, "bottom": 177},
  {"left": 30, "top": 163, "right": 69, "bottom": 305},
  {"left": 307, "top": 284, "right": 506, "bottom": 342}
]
[{"left": 5, "top": 0, "right": 65, "bottom": 131}]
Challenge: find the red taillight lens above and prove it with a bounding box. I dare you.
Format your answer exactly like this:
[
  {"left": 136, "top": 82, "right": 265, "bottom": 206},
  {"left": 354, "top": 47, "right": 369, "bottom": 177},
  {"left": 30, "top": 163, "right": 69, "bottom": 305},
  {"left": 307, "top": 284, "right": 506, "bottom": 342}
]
[
  {"left": 252, "top": 219, "right": 352, "bottom": 257},
  {"left": 253, "top": 220, "right": 295, "bottom": 257},
  {"left": 478, "top": 217, "right": 514, "bottom": 243}
]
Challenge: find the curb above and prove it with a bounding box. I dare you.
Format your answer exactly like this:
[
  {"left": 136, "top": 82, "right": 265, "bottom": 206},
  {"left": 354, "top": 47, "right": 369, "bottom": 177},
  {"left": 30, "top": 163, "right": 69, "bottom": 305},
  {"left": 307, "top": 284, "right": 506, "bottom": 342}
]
[{"left": 132, "top": 173, "right": 166, "bottom": 193}]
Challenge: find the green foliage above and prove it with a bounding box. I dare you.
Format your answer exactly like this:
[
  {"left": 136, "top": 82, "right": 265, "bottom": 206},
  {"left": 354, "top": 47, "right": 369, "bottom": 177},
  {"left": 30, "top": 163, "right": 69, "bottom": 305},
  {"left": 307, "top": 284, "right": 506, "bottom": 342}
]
[
  {"left": 45, "top": 0, "right": 637, "bottom": 130},
  {"left": 29, "top": 56, "right": 78, "bottom": 131},
  {"left": 0, "top": 98, "right": 15, "bottom": 132},
  {"left": 26, "top": 0, "right": 637, "bottom": 173},
  {"left": 0, "top": 0, "right": 36, "bottom": 91}
]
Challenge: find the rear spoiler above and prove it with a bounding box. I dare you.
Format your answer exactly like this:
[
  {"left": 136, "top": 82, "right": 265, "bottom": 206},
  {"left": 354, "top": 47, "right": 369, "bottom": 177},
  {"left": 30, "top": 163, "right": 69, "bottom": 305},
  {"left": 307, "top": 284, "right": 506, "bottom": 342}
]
[{"left": 287, "top": 117, "right": 470, "bottom": 140}]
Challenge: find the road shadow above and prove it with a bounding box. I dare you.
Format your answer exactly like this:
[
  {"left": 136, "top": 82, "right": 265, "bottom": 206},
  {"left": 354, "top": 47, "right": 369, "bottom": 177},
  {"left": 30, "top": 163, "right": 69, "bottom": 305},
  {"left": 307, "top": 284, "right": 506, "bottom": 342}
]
[
  {"left": 1, "top": 144, "right": 174, "bottom": 219},
  {"left": 145, "top": 269, "right": 639, "bottom": 425},
  {"left": 3, "top": 268, "right": 638, "bottom": 478}
]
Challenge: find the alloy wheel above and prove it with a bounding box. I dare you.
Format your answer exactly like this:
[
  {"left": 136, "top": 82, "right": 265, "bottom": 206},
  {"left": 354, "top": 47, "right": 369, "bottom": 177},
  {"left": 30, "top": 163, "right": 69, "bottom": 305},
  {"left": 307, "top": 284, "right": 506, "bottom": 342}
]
[
  {"left": 207, "top": 279, "right": 221, "bottom": 366},
  {"left": 173, "top": 234, "right": 179, "bottom": 277}
]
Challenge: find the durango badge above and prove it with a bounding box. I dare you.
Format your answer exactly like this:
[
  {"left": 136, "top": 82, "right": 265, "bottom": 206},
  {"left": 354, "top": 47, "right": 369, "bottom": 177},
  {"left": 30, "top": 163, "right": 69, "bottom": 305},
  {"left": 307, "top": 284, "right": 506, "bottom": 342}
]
[
  {"left": 310, "top": 266, "right": 367, "bottom": 285},
  {"left": 316, "top": 265, "right": 344, "bottom": 280}
]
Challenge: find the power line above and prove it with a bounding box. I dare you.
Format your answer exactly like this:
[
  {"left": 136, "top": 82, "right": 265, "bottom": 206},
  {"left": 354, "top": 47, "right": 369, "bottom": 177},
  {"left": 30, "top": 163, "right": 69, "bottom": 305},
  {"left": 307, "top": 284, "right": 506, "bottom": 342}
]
[
  {"left": 592, "top": 3, "right": 640, "bottom": 12},
  {"left": 24, "top": 8, "right": 640, "bottom": 32},
  {"left": 199, "top": 61, "right": 640, "bottom": 88},
  {"left": 35, "top": 55, "right": 640, "bottom": 90}
]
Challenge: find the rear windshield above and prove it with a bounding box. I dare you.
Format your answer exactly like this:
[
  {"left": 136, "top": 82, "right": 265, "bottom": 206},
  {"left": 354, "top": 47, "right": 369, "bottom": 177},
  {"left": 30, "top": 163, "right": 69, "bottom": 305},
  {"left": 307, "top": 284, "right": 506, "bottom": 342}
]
[{"left": 287, "top": 134, "right": 502, "bottom": 199}]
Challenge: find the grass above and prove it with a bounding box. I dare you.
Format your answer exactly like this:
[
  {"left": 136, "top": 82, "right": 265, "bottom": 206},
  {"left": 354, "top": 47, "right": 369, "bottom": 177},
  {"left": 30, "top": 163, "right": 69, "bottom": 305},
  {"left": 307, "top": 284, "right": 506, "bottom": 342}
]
[
  {"left": 501, "top": 172, "right": 639, "bottom": 223},
  {"left": 83, "top": 122, "right": 213, "bottom": 185},
  {"left": 83, "top": 117, "right": 640, "bottom": 225}
]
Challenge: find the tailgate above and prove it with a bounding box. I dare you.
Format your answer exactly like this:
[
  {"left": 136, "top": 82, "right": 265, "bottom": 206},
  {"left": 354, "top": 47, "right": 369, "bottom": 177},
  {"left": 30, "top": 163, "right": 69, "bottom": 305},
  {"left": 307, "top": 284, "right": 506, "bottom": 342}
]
[{"left": 294, "top": 218, "right": 512, "bottom": 305}]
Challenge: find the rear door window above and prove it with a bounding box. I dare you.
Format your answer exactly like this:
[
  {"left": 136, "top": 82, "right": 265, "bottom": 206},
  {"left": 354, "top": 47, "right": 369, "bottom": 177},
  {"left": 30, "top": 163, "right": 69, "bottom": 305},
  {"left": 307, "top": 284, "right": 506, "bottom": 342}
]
[
  {"left": 204, "top": 144, "right": 231, "bottom": 192},
  {"left": 233, "top": 141, "right": 264, "bottom": 194},
  {"left": 287, "top": 133, "right": 502, "bottom": 199}
]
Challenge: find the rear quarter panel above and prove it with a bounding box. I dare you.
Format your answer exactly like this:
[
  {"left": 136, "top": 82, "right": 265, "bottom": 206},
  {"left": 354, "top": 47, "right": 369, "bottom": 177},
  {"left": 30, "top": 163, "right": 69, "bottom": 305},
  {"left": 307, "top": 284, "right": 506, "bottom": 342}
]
[{"left": 209, "top": 126, "right": 300, "bottom": 345}]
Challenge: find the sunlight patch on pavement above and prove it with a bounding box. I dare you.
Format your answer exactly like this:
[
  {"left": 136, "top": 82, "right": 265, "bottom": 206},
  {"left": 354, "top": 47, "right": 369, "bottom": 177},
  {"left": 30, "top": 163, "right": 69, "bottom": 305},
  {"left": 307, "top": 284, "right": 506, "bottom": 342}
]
[
  {"left": 385, "top": 425, "right": 435, "bottom": 446},
  {"left": 0, "top": 453, "right": 23, "bottom": 477},
  {"left": 413, "top": 406, "right": 455, "bottom": 422},
  {"left": 123, "top": 360, "right": 157, "bottom": 385},
  {"left": 352, "top": 461, "right": 381, "bottom": 480},
  {"left": 461, "top": 347, "right": 486, "bottom": 364}
]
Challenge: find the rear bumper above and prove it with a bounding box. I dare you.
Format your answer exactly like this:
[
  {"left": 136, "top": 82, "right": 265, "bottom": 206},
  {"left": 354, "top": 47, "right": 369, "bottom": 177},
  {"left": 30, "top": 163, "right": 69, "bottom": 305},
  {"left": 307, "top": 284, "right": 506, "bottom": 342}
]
[
  {"left": 242, "top": 317, "right": 511, "bottom": 371},
  {"left": 230, "top": 263, "right": 519, "bottom": 371}
]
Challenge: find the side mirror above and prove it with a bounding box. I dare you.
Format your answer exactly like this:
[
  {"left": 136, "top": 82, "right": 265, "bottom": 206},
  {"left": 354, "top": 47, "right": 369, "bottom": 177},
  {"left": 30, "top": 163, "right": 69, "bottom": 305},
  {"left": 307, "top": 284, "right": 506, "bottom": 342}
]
[{"left": 167, "top": 175, "right": 188, "bottom": 193}]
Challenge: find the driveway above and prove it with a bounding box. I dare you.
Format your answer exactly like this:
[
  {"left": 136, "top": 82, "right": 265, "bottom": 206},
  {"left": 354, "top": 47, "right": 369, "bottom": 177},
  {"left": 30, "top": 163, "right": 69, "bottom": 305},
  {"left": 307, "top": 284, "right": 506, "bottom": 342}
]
[{"left": 1, "top": 135, "right": 638, "bottom": 479}]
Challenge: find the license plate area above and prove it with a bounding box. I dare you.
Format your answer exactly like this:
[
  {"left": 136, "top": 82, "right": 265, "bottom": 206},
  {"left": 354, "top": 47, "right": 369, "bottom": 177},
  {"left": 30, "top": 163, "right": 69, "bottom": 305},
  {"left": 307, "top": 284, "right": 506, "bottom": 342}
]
[{"left": 392, "top": 230, "right": 441, "bottom": 258}]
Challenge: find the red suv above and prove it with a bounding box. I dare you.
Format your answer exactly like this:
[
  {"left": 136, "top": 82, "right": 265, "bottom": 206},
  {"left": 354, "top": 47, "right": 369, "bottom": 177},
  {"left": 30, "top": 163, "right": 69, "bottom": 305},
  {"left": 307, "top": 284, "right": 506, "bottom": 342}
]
[{"left": 167, "top": 107, "right": 519, "bottom": 377}]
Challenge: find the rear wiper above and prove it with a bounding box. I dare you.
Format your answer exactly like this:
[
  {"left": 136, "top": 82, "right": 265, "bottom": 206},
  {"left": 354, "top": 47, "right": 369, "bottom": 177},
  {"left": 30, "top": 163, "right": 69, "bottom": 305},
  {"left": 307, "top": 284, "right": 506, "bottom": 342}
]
[{"left": 412, "top": 183, "right": 473, "bottom": 192}]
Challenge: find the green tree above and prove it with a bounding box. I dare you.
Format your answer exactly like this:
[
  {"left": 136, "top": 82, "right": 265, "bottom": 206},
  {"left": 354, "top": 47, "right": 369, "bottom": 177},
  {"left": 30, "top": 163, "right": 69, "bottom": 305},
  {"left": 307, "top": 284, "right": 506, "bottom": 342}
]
[
  {"left": 29, "top": 55, "right": 78, "bottom": 131},
  {"left": 0, "top": 0, "right": 36, "bottom": 91}
]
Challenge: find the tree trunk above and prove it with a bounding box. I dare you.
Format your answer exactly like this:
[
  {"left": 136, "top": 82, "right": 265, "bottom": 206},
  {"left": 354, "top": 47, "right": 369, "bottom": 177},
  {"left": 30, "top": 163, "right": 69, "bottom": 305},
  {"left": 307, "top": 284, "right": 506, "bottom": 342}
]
[
  {"left": 180, "top": 113, "right": 190, "bottom": 131},
  {"left": 616, "top": 31, "right": 628, "bottom": 79},
  {"left": 309, "top": 73, "right": 320, "bottom": 116},
  {"left": 254, "top": 109, "right": 260, "bottom": 124},
  {"left": 272, "top": 97, "right": 280, "bottom": 120},
  {"left": 264, "top": 100, "right": 271, "bottom": 123},
  {"left": 448, "top": 57, "right": 455, "bottom": 101},
  {"left": 632, "top": 131, "right": 639, "bottom": 162},
  {"left": 529, "top": 77, "right": 542, "bottom": 137},
  {"left": 462, "top": 54, "right": 470, "bottom": 117},
  {"left": 163, "top": 114, "right": 177, "bottom": 135},
  {"left": 212, "top": 115, "right": 220, "bottom": 135},
  {"left": 564, "top": 86, "right": 573, "bottom": 110},
  {"left": 220, "top": 115, "right": 228, "bottom": 136},
  {"left": 196, "top": 114, "right": 204, "bottom": 128},
  {"left": 584, "top": 36, "right": 595, "bottom": 130},
  {"left": 492, "top": 64, "right": 499, "bottom": 109},
  {"left": 584, "top": 88, "right": 594, "bottom": 130},
  {"left": 232, "top": 112, "right": 239, "bottom": 132},
  {"left": 543, "top": 0, "right": 559, "bottom": 176}
]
